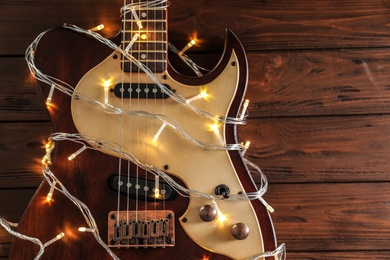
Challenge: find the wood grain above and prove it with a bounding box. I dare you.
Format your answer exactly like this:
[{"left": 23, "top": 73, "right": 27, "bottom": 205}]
[
  {"left": 2, "top": 114, "right": 390, "bottom": 188},
  {"left": 0, "top": 122, "right": 51, "bottom": 188},
  {"left": 3, "top": 48, "right": 390, "bottom": 121},
  {"left": 240, "top": 115, "right": 390, "bottom": 183},
  {"left": 267, "top": 183, "right": 390, "bottom": 252},
  {"left": 246, "top": 49, "right": 390, "bottom": 117},
  {"left": 2, "top": 1, "right": 390, "bottom": 55},
  {"left": 1, "top": 183, "right": 389, "bottom": 257},
  {"left": 1, "top": 0, "right": 390, "bottom": 259},
  {"left": 0, "top": 189, "right": 37, "bottom": 256},
  {"left": 0, "top": 58, "right": 48, "bottom": 121}
]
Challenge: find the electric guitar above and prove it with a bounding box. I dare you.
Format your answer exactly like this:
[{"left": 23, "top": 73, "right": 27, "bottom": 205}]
[{"left": 10, "top": 1, "right": 279, "bottom": 259}]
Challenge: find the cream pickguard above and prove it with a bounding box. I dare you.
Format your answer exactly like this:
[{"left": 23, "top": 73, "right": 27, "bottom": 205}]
[{"left": 70, "top": 49, "right": 265, "bottom": 259}]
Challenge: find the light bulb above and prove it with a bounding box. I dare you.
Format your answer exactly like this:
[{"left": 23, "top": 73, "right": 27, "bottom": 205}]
[
  {"left": 241, "top": 141, "right": 251, "bottom": 156},
  {"left": 186, "top": 90, "right": 208, "bottom": 103},
  {"left": 44, "top": 232, "right": 65, "bottom": 247},
  {"left": 154, "top": 175, "right": 160, "bottom": 198},
  {"left": 45, "top": 84, "right": 55, "bottom": 105},
  {"left": 125, "top": 33, "right": 140, "bottom": 53},
  {"left": 239, "top": 100, "right": 249, "bottom": 121},
  {"left": 68, "top": 146, "right": 87, "bottom": 161},
  {"left": 46, "top": 181, "right": 57, "bottom": 202},
  {"left": 88, "top": 24, "right": 105, "bottom": 32},
  {"left": 153, "top": 122, "right": 167, "bottom": 143},
  {"left": 78, "top": 227, "right": 95, "bottom": 232},
  {"left": 102, "top": 80, "right": 111, "bottom": 104},
  {"left": 210, "top": 123, "right": 225, "bottom": 145},
  {"left": 179, "top": 39, "right": 197, "bottom": 56}
]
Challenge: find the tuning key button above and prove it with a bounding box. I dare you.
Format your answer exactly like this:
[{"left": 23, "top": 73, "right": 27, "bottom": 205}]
[
  {"left": 231, "top": 223, "right": 250, "bottom": 240},
  {"left": 199, "top": 205, "right": 217, "bottom": 222}
]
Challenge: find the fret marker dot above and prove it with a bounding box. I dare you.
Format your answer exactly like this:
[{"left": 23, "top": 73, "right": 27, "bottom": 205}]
[
  {"left": 141, "top": 12, "right": 147, "bottom": 18},
  {"left": 141, "top": 54, "right": 147, "bottom": 59}
]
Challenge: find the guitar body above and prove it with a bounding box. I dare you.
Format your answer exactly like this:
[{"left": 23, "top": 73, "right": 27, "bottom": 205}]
[{"left": 10, "top": 14, "right": 277, "bottom": 260}]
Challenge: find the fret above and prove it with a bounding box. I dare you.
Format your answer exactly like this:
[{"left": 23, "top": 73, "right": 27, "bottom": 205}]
[
  {"left": 122, "top": 51, "right": 166, "bottom": 62},
  {"left": 122, "top": 1, "right": 167, "bottom": 73},
  {"left": 122, "top": 30, "right": 167, "bottom": 34},
  {"left": 123, "top": 24, "right": 166, "bottom": 31},
  {"left": 123, "top": 61, "right": 166, "bottom": 73},
  {"left": 122, "top": 19, "right": 167, "bottom": 23},
  {"left": 123, "top": 41, "right": 166, "bottom": 44},
  {"left": 122, "top": 60, "right": 166, "bottom": 63}
]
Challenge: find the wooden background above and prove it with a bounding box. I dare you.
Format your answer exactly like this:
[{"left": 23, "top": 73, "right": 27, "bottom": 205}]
[{"left": 1, "top": 0, "right": 390, "bottom": 259}]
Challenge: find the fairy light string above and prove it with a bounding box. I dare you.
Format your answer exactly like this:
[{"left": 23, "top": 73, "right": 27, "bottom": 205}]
[{"left": 1, "top": 1, "right": 287, "bottom": 258}]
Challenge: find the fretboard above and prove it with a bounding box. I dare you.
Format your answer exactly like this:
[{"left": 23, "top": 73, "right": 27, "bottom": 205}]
[{"left": 122, "top": 4, "right": 167, "bottom": 73}]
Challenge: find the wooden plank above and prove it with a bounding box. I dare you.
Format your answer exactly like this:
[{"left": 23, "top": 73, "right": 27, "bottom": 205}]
[
  {"left": 0, "top": 0, "right": 121, "bottom": 56},
  {"left": 4, "top": 48, "right": 390, "bottom": 121},
  {"left": 286, "top": 251, "right": 390, "bottom": 259},
  {"left": 2, "top": 1, "right": 390, "bottom": 55},
  {"left": 0, "top": 122, "right": 51, "bottom": 188},
  {"left": 246, "top": 49, "right": 390, "bottom": 117},
  {"left": 169, "top": 0, "right": 390, "bottom": 51},
  {"left": 0, "top": 58, "right": 49, "bottom": 121},
  {"left": 0, "top": 243, "right": 11, "bottom": 258},
  {"left": 2, "top": 114, "right": 390, "bottom": 185},
  {"left": 239, "top": 115, "right": 390, "bottom": 183},
  {"left": 267, "top": 182, "right": 390, "bottom": 252},
  {"left": 0, "top": 183, "right": 388, "bottom": 256},
  {"left": 0, "top": 189, "right": 37, "bottom": 256}
]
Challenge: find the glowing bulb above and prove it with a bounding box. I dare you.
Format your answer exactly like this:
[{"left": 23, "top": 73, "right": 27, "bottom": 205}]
[
  {"left": 212, "top": 201, "right": 228, "bottom": 223},
  {"left": 210, "top": 123, "right": 225, "bottom": 145},
  {"left": 46, "top": 84, "right": 55, "bottom": 105},
  {"left": 68, "top": 146, "right": 87, "bottom": 160},
  {"left": 125, "top": 33, "right": 140, "bottom": 53},
  {"left": 78, "top": 227, "right": 95, "bottom": 232},
  {"left": 241, "top": 141, "right": 251, "bottom": 156},
  {"left": 217, "top": 212, "right": 227, "bottom": 223},
  {"left": 179, "top": 39, "right": 197, "bottom": 56},
  {"left": 210, "top": 123, "right": 219, "bottom": 133},
  {"left": 44, "top": 232, "right": 65, "bottom": 247},
  {"left": 239, "top": 100, "right": 249, "bottom": 121},
  {"left": 88, "top": 24, "right": 105, "bottom": 32},
  {"left": 46, "top": 193, "right": 53, "bottom": 202},
  {"left": 103, "top": 79, "right": 111, "bottom": 88},
  {"left": 46, "top": 181, "right": 57, "bottom": 202},
  {"left": 103, "top": 80, "right": 111, "bottom": 104},
  {"left": 186, "top": 90, "right": 208, "bottom": 103},
  {"left": 42, "top": 140, "right": 55, "bottom": 168},
  {"left": 154, "top": 175, "right": 160, "bottom": 198},
  {"left": 45, "top": 141, "right": 54, "bottom": 151},
  {"left": 153, "top": 122, "right": 167, "bottom": 143},
  {"left": 131, "top": 7, "right": 143, "bottom": 30}
]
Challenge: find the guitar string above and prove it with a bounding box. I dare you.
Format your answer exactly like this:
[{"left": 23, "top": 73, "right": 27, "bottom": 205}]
[
  {"left": 65, "top": 23, "right": 245, "bottom": 125},
  {"left": 25, "top": 28, "right": 247, "bottom": 151},
  {"left": 16, "top": 2, "right": 284, "bottom": 256}
]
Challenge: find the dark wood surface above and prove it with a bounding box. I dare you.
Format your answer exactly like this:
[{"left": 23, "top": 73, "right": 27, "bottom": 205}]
[{"left": 1, "top": 0, "right": 390, "bottom": 259}]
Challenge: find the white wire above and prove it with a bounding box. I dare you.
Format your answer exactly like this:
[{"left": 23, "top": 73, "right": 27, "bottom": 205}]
[
  {"left": 73, "top": 91, "right": 242, "bottom": 151},
  {"left": 61, "top": 23, "right": 245, "bottom": 125},
  {"left": 248, "top": 243, "right": 286, "bottom": 260},
  {"left": 41, "top": 166, "right": 120, "bottom": 260},
  {"left": 13, "top": 1, "right": 281, "bottom": 257}
]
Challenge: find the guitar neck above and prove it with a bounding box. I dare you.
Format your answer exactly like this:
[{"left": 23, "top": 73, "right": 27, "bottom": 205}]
[{"left": 122, "top": 1, "right": 168, "bottom": 73}]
